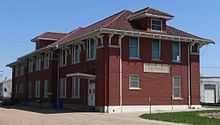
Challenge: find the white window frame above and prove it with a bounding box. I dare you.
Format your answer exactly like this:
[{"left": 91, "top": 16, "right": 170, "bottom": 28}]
[
  {"left": 72, "top": 77, "right": 80, "bottom": 98},
  {"left": 60, "top": 78, "right": 67, "bottom": 98},
  {"left": 60, "top": 49, "right": 68, "bottom": 67},
  {"left": 35, "top": 80, "right": 40, "bottom": 98},
  {"left": 152, "top": 39, "right": 161, "bottom": 61},
  {"left": 73, "top": 45, "right": 81, "bottom": 64},
  {"left": 44, "top": 53, "right": 50, "bottom": 69},
  {"left": 172, "top": 76, "right": 182, "bottom": 99},
  {"left": 172, "top": 42, "right": 181, "bottom": 63},
  {"left": 44, "top": 80, "right": 48, "bottom": 98},
  {"left": 151, "top": 18, "right": 162, "bottom": 32},
  {"left": 129, "top": 74, "right": 141, "bottom": 90},
  {"left": 87, "top": 39, "right": 97, "bottom": 60},
  {"left": 129, "top": 37, "right": 140, "bottom": 59}
]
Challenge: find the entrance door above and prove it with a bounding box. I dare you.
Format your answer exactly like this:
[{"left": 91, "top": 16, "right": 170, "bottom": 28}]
[
  {"left": 88, "top": 81, "right": 95, "bottom": 106},
  {"left": 204, "top": 89, "right": 215, "bottom": 103}
]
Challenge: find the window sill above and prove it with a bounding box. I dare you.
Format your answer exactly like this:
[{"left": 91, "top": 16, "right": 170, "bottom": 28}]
[
  {"left": 172, "top": 60, "right": 181, "bottom": 64},
  {"left": 87, "top": 58, "right": 96, "bottom": 61},
  {"left": 129, "top": 57, "right": 141, "bottom": 60},
  {"left": 172, "top": 97, "right": 183, "bottom": 100},
  {"left": 129, "top": 88, "right": 141, "bottom": 91},
  {"left": 151, "top": 29, "right": 163, "bottom": 33}
]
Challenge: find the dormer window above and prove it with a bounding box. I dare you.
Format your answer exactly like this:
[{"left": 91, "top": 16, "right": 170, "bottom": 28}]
[{"left": 151, "top": 19, "right": 162, "bottom": 31}]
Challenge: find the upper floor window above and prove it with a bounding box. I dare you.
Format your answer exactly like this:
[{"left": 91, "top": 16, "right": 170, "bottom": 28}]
[
  {"left": 73, "top": 45, "right": 81, "bottom": 64},
  {"left": 129, "top": 37, "right": 140, "bottom": 59},
  {"left": 87, "top": 39, "right": 96, "bottom": 60},
  {"left": 44, "top": 53, "right": 49, "bottom": 69},
  {"left": 129, "top": 74, "right": 140, "bottom": 90},
  {"left": 28, "top": 59, "right": 34, "bottom": 73},
  {"left": 151, "top": 19, "right": 162, "bottom": 31},
  {"left": 172, "top": 76, "right": 181, "bottom": 99},
  {"left": 15, "top": 65, "right": 19, "bottom": 77},
  {"left": 36, "top": 56, "right": 42, "bottom": 71},
  {"left": 152, "top": 39, "right": 161, "bottom": 60},
  {"left": 20, "top": 65, "right": 25, "bottom": 76},
  {"left": 172, "top": 42, "right": 181, "bottom": 62},
  {"left": 60, "top": 49, "right": 68, "bottom": 66}
]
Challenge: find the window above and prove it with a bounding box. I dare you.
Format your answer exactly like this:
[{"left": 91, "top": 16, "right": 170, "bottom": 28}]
[
  {"left": 129, "top": 74, "right": 140, "bottom": 89},
  {"left": 87, "top": 39, "right": 96, "bottom": 60},
  {"left": 152, "top": 39, "right": 161, "bottom": 60},
  {"left": 172, "top": 76, "right": 181, "bottom": 99},
  {"left": 72, "top": 77, "right": 80, "bottom": 98},
  {"left": 44, "top": 80, "right": 48, "bottom": 98},
  {"left": 15, "top": 65, "right": 19, "bottom": 77},
  {"left": 20, "top": 65, "right": 25, "bottom": 76},
  {"left": 60, "top": 78, "right": 67, "bottom": 98},
  {"left": 172, "top": 42, "right": 181, "bottom": 62},
  {"left": 36, "top": 56, "right": 42, "bottom": 71},
  {"left": 129, "top": 37, "right": 140, "bottom": 58},
  {"left": 35, "top": 80, "right": 40, "bottom": 98},
  {"left": 151, "top": 19, "right": 162, "bottom": 31},
  {"left": 73, "top": 45, "right": 81, "bottom": 64},
  {"left": 44, "top": 53, "right": 49, "bottom": 69},
  {"left": 60, "top": 49, "right": 68, "bottom": 66},
  {"left": 28, "top": 59, "right": 34, "bottom": 72},
  {"left": 28, "top": 81, "right": 32, "bottom": 98}
]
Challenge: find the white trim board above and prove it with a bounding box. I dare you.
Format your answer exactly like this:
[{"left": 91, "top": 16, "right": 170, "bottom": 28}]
[{"left": 103, "top": 105, "right": 201, "bottom": 113}]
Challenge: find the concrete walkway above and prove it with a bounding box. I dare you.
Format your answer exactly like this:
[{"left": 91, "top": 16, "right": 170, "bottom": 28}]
[{"left": 0, "top": 107, "right": 186, "bottom": 125}]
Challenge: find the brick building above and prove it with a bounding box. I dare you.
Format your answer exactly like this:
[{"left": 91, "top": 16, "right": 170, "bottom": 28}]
[{"left": 7, "top": 7, "right": 214, "bottom": 113}]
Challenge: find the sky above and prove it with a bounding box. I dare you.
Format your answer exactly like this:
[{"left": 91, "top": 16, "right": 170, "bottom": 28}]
[{"left": 0, "top": 0, "right": 219, "bottom": 79}]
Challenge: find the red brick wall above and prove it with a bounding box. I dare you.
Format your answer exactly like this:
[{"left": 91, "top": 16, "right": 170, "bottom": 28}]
[
  {"left": 190, "top": 55, "right": 200, "bottom": 105},
  {"left": 106, "top": 36, "right": 192, "bottom": 106}
]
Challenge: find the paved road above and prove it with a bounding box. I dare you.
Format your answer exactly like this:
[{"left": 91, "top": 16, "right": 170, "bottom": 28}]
[{"left": 0, "top": 107, "right": 183, "bottom": 125}]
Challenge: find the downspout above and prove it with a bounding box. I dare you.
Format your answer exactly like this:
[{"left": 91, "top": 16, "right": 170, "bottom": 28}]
[
  {"left": 55, "top": 44, "right": 60, "bottom": 108},
  {"left": 119, "top": 35, "right": 124, "bottom": 112},
  {"left": 188, "top": 43, "right": 191, "bottom": 108}
]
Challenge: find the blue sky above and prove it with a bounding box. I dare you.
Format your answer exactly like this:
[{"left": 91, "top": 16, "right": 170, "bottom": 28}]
[{"left": 0, "top": 0, "right": 219, "bottom": 79}]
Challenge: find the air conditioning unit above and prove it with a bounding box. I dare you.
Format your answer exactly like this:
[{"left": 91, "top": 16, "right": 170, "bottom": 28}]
[{"left": 176, "top": 56, "right": 181, "bottom": 62}]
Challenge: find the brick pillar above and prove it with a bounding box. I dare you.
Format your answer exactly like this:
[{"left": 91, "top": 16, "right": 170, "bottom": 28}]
[{"left": 190, "top": 54, "right": 200, "bottom": 105}]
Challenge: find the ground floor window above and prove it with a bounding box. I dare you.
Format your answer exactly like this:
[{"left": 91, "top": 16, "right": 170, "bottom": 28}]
[
  {"left": 72, "top": 77, "right": 80, "bottom": 98},
  {"left": 28, "top": 82, "right": 32, "bottom": 98},
  {"left": 172, "top": 76, "right": 181, "bottom": 99},
  {"left": 60, "top": 78, "right": 67, "bottom": 98},
  {"left": 129, "top": 74, "right": 140, "bottom": 89},
  {"left": 35, "top": 80, "right": 40, "bottom": 98},
  {"left": 44, "top": 80, "right": 48, "bottom": 98}
]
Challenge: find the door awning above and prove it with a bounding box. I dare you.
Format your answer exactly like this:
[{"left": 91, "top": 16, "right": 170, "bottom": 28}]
[{"left": 66, "top": 73, "right": 96, "bottom": 79}]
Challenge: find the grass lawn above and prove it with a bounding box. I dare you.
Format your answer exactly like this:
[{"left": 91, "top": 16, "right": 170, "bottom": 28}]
[{"left": 141, "top": 110, "right": 220, "bottom": 125}]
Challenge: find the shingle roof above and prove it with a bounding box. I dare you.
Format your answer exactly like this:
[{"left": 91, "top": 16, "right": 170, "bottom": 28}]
[
  {"left": 59, "top": 9, "right": 208, "bottom": 44},
  {"left": 131, "top": 7, "right": 174, "bottom": 19},
  {"left": 31, "top": 32, "right": 67, "bottom": 42}
]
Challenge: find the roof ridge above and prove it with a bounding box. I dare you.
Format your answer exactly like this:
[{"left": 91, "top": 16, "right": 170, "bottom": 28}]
[{"left": 103, "top": 10, "right": 130, "bottom": 28}]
